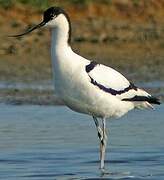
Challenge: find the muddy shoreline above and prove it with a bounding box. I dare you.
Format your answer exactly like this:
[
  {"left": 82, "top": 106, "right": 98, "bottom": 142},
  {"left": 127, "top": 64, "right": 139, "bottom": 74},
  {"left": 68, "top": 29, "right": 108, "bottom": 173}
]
[{"left": 0, "top": 81, "right": 163, "bottom": 105}]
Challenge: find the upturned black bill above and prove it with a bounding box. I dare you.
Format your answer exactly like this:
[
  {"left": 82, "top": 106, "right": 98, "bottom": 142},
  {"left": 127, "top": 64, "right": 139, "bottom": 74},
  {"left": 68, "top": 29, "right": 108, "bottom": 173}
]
[{"left": 9, "top": 21, "right": 46, "bottom": 37}]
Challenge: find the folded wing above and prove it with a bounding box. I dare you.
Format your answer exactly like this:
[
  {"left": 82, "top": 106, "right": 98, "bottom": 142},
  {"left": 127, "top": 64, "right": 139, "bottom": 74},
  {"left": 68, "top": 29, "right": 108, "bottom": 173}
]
[{"left": 86, "top": 61, "right": 160, "bottom": 106}]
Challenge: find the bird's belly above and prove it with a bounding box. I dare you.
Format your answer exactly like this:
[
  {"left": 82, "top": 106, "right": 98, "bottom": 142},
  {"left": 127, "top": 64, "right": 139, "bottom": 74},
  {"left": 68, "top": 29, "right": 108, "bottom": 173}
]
[
  {"left": 62, "top": 98, "right": 93, "bottom": 115},
  {"left": 61, "top": 93, "right": 133, "bottom": 119},
  {"left": 55, "top": 82, "right": 134, "bottom": 119}
]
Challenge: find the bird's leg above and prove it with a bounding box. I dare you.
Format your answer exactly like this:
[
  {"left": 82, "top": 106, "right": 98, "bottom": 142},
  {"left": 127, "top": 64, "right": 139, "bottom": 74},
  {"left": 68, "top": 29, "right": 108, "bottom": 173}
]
[
  {"left": 93, "top": 116, "right": 107, "bottom": 173},
  {"left": 93, "top": 116, "right": 103, "bottom": 143},
  {"left": 100, "top": 118, "right": 107, "bottom": 172}
]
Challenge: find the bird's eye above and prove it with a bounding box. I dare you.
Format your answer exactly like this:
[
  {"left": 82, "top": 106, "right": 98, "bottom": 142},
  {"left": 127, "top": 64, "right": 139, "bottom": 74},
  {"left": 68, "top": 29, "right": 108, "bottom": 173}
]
[{"left": 50, "top": 15, "right": 57, "bottom": 20}]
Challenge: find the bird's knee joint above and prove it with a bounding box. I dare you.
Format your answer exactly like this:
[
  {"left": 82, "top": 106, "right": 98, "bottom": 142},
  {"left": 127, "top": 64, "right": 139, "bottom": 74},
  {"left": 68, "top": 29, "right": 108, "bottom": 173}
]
[
  {"left": 98, "top": 132, "right": 102, "bottom": 139},
  {"left": 101, "top": 139, "right": 104, "bottom": 146}
]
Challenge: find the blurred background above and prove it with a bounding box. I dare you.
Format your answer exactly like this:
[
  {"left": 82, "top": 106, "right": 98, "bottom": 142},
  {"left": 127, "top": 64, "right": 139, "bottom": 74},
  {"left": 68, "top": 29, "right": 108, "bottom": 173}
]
[
  {"left": 0, "top": 2, "right": 164, "bottom": 179},
  {"left": 0, "top": 0, "right": 163, "bottom": 104}
]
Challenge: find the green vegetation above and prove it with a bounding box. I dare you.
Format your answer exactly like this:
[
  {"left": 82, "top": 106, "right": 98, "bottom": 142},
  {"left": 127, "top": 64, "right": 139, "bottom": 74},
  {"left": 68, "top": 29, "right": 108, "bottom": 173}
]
[
  {"left": 0, "top": 0, "right": 51, "bottom": 9},
  {"left": 0, "top": 0, "right": 12, "bottom": 8},
  {"left": 0, "top": 0, "right": 113, "bottom": 9},
  {"left": 69, "top": 0, "right": 111, "bottom": 5},
  {"left": 132, "top": 0, "right": 140, "bottom": 6},
  {"left": 18, "top": 0, "right": 50, "bottom": 9}
]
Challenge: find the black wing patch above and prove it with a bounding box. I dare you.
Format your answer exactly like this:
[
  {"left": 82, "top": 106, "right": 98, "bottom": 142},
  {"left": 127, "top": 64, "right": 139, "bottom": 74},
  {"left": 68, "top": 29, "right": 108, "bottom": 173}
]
[
  {"left": 85, "top": 61, "right": 98, "bottom": 73},
  {"left": 122, "top": 95, "right": 161, "bottom": 105}
]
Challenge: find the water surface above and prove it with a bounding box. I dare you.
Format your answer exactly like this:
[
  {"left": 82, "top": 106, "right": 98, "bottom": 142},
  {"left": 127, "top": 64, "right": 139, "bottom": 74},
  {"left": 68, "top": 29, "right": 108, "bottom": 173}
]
[{"left": 0, "top": 104, "right": 163, "bottom": 179}]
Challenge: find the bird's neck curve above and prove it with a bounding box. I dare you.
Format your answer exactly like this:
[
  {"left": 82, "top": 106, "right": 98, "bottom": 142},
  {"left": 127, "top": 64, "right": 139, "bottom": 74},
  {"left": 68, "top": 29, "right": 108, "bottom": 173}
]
[{"left": 51, "top": 14, "right": 72, "bottom": 56}]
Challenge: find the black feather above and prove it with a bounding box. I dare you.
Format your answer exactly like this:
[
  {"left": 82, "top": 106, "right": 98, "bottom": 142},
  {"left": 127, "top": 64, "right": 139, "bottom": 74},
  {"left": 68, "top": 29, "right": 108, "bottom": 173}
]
[
  {"left": 85, "top": 61, "right": 98, "bottom": 73},
  {"left": 122, "top": 95, "right": 161, "bottom": 105}
]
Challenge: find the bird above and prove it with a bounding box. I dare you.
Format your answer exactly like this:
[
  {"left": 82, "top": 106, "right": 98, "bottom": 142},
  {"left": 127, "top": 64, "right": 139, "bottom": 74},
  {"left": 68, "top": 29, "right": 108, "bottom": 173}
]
[{"left": 10, "top": 6, "right": 161, "bottom": 173}]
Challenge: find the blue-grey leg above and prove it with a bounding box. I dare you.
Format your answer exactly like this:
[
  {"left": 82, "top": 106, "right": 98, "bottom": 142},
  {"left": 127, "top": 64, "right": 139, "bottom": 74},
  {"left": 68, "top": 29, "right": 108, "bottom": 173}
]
[
  {"left": 100, "top": 118, "right": 107, "bottom": 172},
  {"left": 93, "top": 116, "right": 103, "bottom": 142},
  {"left": 93, "top": 116, "right": 107, "bottom": 172}
]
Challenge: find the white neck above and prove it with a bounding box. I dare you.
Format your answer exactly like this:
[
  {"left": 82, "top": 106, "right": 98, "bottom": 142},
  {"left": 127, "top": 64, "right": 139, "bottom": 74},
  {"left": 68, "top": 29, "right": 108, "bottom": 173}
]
[{"left": 51, "top": 14, "right": 71, "bottom": 56}]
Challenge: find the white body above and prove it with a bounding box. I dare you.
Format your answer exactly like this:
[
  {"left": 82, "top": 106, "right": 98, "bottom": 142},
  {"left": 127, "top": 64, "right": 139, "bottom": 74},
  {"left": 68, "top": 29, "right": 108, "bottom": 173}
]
[
  {"left": 12, "top": 7, "right": 159, "bottom": 172},
  {"left": 50, "top": 14, "right": 151, "bottom": 119}
]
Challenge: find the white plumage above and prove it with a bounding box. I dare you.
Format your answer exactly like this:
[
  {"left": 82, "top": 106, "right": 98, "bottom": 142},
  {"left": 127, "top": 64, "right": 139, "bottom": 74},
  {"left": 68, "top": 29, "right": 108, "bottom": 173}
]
[
  {"left": 11, "top": 6, "right": 160, "bottom": 173},
  {"left": 88, "top": 63, "right": 130, "bottom": 91}
]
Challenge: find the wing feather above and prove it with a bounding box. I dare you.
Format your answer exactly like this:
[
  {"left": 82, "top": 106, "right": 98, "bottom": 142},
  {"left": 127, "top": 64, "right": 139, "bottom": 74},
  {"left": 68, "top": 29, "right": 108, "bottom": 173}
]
[
  {"left": 85, "top": 61, "right": 160, "bottom": 106},
  {"left": 86, "top": 62, "right": 137, "bottom": 97}
]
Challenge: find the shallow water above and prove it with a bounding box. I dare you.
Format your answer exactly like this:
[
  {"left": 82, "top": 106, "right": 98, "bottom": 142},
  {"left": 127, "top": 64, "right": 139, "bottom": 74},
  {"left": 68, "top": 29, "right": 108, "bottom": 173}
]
[
  {"left": 0, "top": 104, "right": 163, "bottom": 180},
  {"left": 0, "top": 80, "right": 164, "bottom": 90}
]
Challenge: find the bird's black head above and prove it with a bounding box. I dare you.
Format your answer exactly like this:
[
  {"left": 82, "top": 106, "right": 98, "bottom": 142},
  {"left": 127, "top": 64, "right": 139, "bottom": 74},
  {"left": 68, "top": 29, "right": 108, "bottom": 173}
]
[
  {"left": 43, "top": 7, "right": 66, "bottom": 23},
  {"left": 43, "top": 7, "right": 71, "bottom": 44}
]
